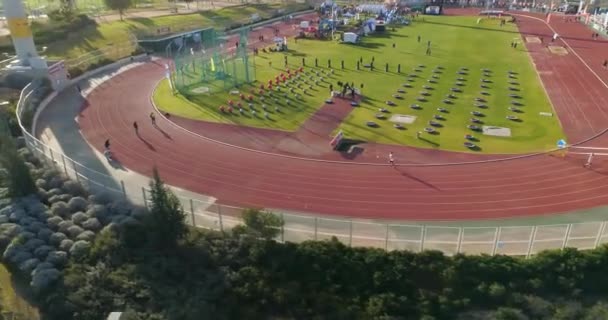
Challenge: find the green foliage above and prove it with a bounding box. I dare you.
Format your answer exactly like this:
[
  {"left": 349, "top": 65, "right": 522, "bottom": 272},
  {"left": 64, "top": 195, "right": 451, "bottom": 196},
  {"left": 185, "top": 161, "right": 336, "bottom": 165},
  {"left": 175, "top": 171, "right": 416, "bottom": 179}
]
[
  {"left": 0, "top": 99, "right": 20, "bottom": 138},
  {"left": 31, "top": 14, "right": 96, "bottom": 45},
  {"left": 240, "top": 208, "right": 283, "bottom": 240},
  {"left": 35, "top": 225, "right": 608, "bottom": 320},
  {"left": 147, "top": 167, "right": 187, "bottom": 249},
  {"left": 494, "top": 307, "right": 529, "bottom": 320},
  {"left": 0, "top": 136, "right": 36, "bottom": 198},
  {"left": 67, "top": 58, "right": 114, "bottom": 79},
  {"left": 103, "top": 0, "right": 134, "bottom": 20},
  {"left": 584, "top": 302, "right": 608, "bottom": 320}
]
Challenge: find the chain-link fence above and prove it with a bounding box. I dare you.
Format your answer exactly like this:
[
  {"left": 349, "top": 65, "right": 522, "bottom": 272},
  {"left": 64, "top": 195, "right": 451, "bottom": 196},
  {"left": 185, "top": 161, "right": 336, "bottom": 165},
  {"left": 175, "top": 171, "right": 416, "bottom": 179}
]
[{"left": 15, "top": 80, "right": 608, "bottom": 257}]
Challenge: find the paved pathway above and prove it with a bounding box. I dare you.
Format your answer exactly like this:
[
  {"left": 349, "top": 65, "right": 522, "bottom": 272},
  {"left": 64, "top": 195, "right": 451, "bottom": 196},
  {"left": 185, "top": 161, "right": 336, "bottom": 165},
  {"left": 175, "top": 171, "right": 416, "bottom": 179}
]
[{"left": 34, "top": 58, "right": 216, "bottom": 206}]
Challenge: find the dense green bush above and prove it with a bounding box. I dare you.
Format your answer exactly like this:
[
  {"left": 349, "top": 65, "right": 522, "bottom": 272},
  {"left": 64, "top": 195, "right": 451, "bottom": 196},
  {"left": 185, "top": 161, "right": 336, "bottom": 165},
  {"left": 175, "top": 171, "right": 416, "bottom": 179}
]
[
  {"left": 0, "top": 99, "right": 20, "bottom": 137},
  {"left": 67, "top": 58, "right": 114, "bottom": 79},
  {"left": 0, "top": 137, "right": 36, "bottom": 198},
  {"left": 237, "top": 208, "right": 283, "bottom": 240},
  {"left": 31, "top": 14, "right": 96, "bottom": 45},
  {"left": 37, "top": 227, "right": 608, "bottom": 320}
]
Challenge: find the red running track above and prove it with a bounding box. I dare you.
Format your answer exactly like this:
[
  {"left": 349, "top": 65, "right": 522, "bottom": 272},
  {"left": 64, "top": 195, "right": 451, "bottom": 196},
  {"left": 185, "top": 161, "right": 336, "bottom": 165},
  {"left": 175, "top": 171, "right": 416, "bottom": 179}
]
[{"left": 76, "top": 13, "right": 608, "bottom": 220}]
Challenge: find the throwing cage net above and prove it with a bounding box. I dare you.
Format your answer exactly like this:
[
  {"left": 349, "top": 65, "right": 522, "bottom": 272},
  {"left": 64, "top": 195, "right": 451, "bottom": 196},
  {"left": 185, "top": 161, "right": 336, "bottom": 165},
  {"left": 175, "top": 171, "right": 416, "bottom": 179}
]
[{"left": 170, "top": 28, "right": 256, "bottom": 95}]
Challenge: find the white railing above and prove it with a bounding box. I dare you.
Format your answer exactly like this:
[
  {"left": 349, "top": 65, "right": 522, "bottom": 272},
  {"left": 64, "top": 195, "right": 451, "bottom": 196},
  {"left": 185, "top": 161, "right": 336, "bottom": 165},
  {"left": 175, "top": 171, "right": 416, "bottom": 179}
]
[{"left": 15, "top": 80, "right": 608, "bottom": 256}]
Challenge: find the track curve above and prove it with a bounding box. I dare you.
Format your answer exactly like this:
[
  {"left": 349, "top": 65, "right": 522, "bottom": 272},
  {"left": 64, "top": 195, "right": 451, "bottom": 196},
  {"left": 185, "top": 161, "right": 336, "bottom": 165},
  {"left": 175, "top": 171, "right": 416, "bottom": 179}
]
[{"left": 75, "top": 11, "right": 608, "bottom": 220}]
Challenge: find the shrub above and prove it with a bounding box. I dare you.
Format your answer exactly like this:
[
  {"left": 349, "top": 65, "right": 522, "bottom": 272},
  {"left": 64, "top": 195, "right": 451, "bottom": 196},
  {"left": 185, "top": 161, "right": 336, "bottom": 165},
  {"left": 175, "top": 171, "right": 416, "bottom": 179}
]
[
  {"left": 32, "top": 261, "right": 54, "bottom": 274},
  {"left": 107, "top": 199, "right": 133, "bottom": 216},
  {"left": 16, "top": 148, "right": 37, "bottom": 165},
  {"left": 47, "top": 188, "right": 63, "bottom": 198},
  {"left": 30, "top": 267, "right": 61, "bottom": 292},
  {"left": 0, "top": 136, "right": 37, "bottom": 198},
  {"left": 50, "top": 202, "right": 70, "bottom": 218},
  {"left": 46, "top": 216, "right": 64, "bottom": 231},
  {"left": 45, "top": 250, "right": 67, "bottom": 267},
  {"left": 33, "top": 245, "right": 54, "bottom": 260},
  {"left": 33, "top": 13, "right": 96, "bottom": 44},
  {"left": 130, "top": 207, "right": 148, "bottom": 221},
  {"left": 3, "top": 242, "right": 23, "bottom": 261},
  {"left": 17, "top": 231, "right": 35, "bottom": 241},
  {"left": 57, "top": 194, "right": 72, "bottom": 202},
  {"left": 240, "top": 208, "right": 284, "bottom": 240},
  {"left": 76, "top": 230, "right": 95, "bottom": 242},
  {"left": 86, "top": 204, "right": 109, "bottom": 223},
  {"left": 35, "top": 178, "right": 48, "bottom": 190},
  {"left": 17, "top": 216, "right": 36, "bottom": 227},
  {"left": 11, "top": 250, "right": 33, "bottom": 265},
  {"left": 57, "top": 220, "right": 73, "bottom": 234},
  {"left": 18, "top": 257, "right": 40, "bottom": 273},
  {"left": 89, "top": 193, "right": 113, "bottom": 205},
  {"left": 58, "top": 239, "right": 73, "bottom": 251},
  {"left": 8, "top": 208, "right": 26, "bottom": 223},
  {"left": 47, "top": 195, "right": 61, "bottom": 205},
  {"left": 49, "top": 232, "right": 67, "bottom": 246},
  {"left": 66, "top": 225, "right": 84, "bottom": 239},
  {"left": 67, "top": 197, "right": 88, "bottom": 213},
  {"left": 82, "top": 218, "right": 101, "bottom": 231},
  {"left": 23, "top": 238, "right": 45, "bottom": 251},
  {"left": 22, "top": 198, "right": 47, "bottom": 215},
  {"left": 47, "top": 176, "right": 65, "bottom": 190},
  {"left": 62, "top": 180, "right": 86, "bottom": 197},
  {"left": 25, "top": 221, "right": 45, "bottom": 234},
  {"left": 71, "top": 211, "right": 88, "bottom": 225},
  {"left": 37, "top": 228, "right": 53, "bottom": 242},
  {"left": 0, "top": 223, "right": 20, "bottom": 249},
  {"left": 69, "top": 240, "right": 91, "bottom": 259}
]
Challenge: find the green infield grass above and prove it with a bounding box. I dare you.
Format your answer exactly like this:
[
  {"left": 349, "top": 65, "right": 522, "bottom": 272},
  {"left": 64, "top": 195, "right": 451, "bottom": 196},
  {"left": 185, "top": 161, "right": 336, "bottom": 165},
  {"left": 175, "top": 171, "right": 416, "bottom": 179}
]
[{"left": 153, "top": 15, "right": 564, "bottom": 153}]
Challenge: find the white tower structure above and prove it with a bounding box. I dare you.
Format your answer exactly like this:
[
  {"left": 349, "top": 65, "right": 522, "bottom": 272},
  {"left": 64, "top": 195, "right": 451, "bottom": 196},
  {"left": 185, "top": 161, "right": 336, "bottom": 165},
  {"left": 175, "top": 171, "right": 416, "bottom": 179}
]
[{"left": 3, "top": 0, "right": 47, "bottom": 69}]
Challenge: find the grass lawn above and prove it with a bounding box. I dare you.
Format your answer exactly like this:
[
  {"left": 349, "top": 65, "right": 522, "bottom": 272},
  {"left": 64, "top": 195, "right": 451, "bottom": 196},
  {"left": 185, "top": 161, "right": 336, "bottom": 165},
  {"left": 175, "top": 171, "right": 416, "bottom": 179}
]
[
  {"left": 153, "top": 15, "right": 564, "bottom": 154},
  {"left": 0, "top": 263, "right": 39, "bottom": 320}
]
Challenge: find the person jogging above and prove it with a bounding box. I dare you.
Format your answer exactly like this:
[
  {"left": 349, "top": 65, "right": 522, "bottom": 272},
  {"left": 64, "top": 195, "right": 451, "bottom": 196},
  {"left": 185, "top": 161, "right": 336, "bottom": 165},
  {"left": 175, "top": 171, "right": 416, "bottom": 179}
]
[
  {"left": 389, "top": 152, "right": 395, "bottom": 165},
  {"left": 149, "top": 112, "right": 156, "bottom": 126},
  {"left": 133, "top": 121, "right": 139, "bottom": 133}
]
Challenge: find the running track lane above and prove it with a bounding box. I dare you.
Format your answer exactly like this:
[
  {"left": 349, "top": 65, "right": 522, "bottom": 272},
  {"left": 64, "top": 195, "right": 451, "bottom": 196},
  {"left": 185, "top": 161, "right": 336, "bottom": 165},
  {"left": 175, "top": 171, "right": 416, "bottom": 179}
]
[
  {"left": 515, "top": 12, "right": 608, "bottom": 142},
  {"left": 76, "top": 14, "right": 608, "bottom": 220},
  {"left": 78, "top": 62, "right": 608, "bottom": 220}
]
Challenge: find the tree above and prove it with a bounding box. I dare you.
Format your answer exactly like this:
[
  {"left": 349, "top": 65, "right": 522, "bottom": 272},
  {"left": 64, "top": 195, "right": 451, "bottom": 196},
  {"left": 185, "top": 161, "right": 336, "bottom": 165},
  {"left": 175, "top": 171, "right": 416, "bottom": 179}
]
[
  {"left": 584, "top": 302, "right": 608, "bottom": 320},
  {"left": 147, "top": 167, "right": 187, "bottom": 248},
  {"left": 240, "top": 208, "right": 284, "bottom": 240},
  {"left": 0, "top": 136, "right": 37, "bottom": 198},
  {"left": 103, "top": 0, "right": 133, "bottom": 21},
  {"left": 493, "top": 307, "right": 529, "bottom": 320}
]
